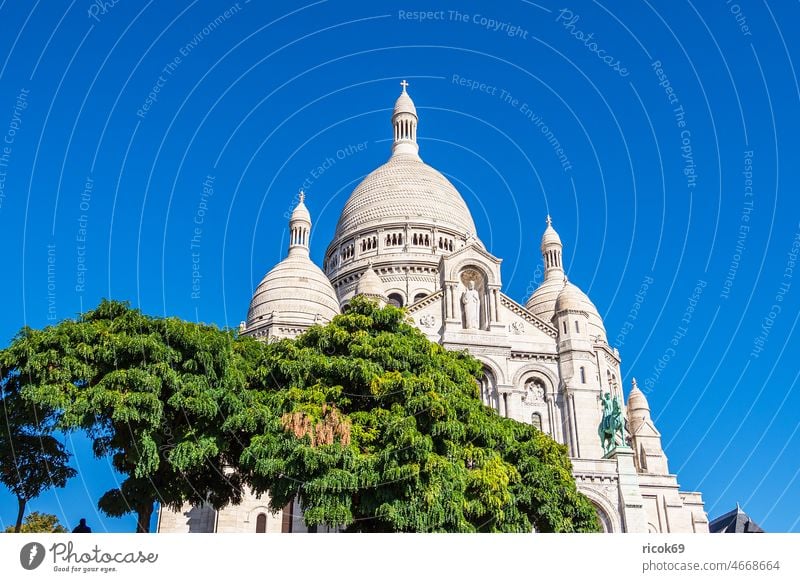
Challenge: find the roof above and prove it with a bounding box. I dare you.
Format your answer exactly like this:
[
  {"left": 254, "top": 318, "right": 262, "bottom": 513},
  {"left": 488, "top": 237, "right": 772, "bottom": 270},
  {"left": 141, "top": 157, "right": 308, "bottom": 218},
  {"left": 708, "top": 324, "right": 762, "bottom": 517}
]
[
  {"left": 246, "top": 254, "right": 340, "bottom": 329},
  {"left": 709, "top": 505, "right": 764, "bottom": 533},
  {"left": 356, "top": 264, "right": 385, "bottom": 298},
  {"left": 393, "top": 88, "right": 417, "bottom": 117},
  {"left": 333, "top": 153, "right": 477, "bottom": 239}
]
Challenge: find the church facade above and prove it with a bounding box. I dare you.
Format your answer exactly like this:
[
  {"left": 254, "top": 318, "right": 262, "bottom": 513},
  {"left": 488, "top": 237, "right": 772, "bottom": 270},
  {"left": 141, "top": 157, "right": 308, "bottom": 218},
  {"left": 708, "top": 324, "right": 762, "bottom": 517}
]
[{"left": 157, "top": 84, "right": 709, "bottom": 534}]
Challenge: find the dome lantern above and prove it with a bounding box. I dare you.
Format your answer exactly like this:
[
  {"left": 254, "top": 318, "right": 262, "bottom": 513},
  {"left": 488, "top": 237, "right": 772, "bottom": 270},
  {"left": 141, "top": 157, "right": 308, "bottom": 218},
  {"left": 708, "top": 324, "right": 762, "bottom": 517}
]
[
  {"left": 541, "top": 215, "right": 564, "bottom": 281},
  {"left": 288, "top": 190, "right": 311, "bottom": 256},
  {"left": 391, "top": 80, "right": 420, "bottom": 158}
]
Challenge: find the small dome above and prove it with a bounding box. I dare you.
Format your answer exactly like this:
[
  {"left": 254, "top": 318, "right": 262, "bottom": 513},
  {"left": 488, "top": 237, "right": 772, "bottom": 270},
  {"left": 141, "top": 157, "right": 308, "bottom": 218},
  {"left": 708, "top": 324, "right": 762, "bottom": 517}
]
[
  {"left": 555, "top": 281, "right": 587, "bottom": 312},
  {"left": 555, "top": 280, "right": 607, "bottom": 338},
  {"left": 246, "top": 255, "right": 340, "bottom": 329},
  {"left": 356, "top": 264, "right": 385, "bottom": 298},
  {"left": 290, "top": 196, "right": 311, "bottom": 223},
  {"left": 541, "top": 216, "right": 562, "bottom": 248},
  {"left": 627, "top": 378, "right": 650, "bottom": 415},
  {"left": 393, "top": 85, "right": 417, "bottom": 117},
  {"left": 525, "top": 277, "right": 564, "bottom": 324}
]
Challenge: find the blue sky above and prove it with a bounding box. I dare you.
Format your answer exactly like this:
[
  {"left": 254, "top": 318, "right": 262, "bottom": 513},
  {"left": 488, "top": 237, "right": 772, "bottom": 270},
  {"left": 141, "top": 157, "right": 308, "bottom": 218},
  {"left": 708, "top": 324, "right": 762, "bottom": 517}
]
[{"left": 1, "top": 1, "right": 798, "bottom": 532}]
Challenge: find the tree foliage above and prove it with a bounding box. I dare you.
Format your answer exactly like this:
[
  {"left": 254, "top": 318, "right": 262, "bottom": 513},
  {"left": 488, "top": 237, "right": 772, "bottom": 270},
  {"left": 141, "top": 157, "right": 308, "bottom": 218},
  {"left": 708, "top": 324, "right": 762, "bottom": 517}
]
[
  {"left": 4, "top": 298, "right": 600, "bottom": 533},
  {"left": 1, "top": 332, "right": 76, "bottom": 532},
  {"left": 230, "top": 298, "right": 600, "bottom": 532},
  {"left": 4, "top": 511, "right": 67, "bottom": 533},
  {"left": 7, "top": 300, "right": 249, "bottom": 532}
]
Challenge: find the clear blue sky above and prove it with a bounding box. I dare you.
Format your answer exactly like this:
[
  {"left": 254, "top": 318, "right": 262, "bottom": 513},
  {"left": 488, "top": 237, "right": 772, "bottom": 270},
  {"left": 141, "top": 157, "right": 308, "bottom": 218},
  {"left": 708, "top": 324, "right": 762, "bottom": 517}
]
[{"left": 1, "top": 1, "right": 798, "bottom": 533}]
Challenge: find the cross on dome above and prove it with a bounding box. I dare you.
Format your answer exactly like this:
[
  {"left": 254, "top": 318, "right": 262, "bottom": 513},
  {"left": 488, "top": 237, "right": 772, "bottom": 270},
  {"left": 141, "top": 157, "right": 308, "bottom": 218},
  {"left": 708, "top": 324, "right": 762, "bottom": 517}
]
[
  {"left": 546, "top": 214, "right": 552, "bottom": 226},
  {"left": 400, "top": 79, "right": 409, "bottom": 91},
  {"left": 298, "top": 189, "right": 305, "bottom": 203}
]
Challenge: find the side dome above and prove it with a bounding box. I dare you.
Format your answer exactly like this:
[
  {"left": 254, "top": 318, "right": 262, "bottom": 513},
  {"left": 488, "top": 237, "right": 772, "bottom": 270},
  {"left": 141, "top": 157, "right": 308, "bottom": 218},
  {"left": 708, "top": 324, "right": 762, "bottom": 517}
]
[
  {"left": 555, "top": 280, "right": 606, "bottom": 338},
  {"left": 246, "top": 255, "right": 340, "bottom": 328},
  {"left": 334, "top": 154, "right": 477, "bottom": 238},
  {"left": 525, "top": 277, "right": 564, "bottom": 323},
  {"left": 244, "top": 192, "right": 340, "bottom": 338}
]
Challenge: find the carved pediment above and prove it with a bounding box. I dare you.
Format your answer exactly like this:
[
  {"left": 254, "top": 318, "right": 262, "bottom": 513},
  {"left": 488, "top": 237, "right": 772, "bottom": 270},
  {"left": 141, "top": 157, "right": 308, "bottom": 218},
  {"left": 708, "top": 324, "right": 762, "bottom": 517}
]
[
  {"left": 499, "top": 293, "right": 558, "bottom": 338},
  {"left": 444, "top": 241, "right": 502, "bottom": 265},
  {"left": 407, "top": 289, "right": 443, "bottom": 313},
  {"left": 441, "top": 243, "right": 503, "bottom": 287}
]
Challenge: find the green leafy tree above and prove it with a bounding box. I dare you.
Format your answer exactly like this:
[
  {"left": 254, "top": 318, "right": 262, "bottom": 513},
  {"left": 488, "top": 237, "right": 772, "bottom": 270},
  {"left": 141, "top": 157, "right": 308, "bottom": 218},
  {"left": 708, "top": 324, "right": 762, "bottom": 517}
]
[
  {"left": 11, "top": 300, "right": 249, "bottom": 532},
  {"left": 4, "top": 511, "right": 67, "bottom": 533},
  {"left": 1, "top": 332, "right": 77, "bottom": 532},
  {"left": 230, "top": 298, "right": 600, "bottom": 532}
]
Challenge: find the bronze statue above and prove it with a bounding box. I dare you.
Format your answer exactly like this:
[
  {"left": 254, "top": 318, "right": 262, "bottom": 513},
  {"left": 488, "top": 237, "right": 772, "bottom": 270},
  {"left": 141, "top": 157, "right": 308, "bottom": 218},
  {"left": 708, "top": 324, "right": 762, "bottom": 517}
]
[{"left": 598, "top": 392, "right": 627, "bottom": 455}]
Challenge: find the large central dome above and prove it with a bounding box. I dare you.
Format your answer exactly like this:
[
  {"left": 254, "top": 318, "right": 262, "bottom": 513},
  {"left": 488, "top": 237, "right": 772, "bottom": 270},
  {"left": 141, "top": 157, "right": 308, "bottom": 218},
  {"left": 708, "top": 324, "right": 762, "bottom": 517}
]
[
  {"left": 334, "top": 153, "right": 477, "bottom": 238},
  {"left": 324, "top": 82, "right": 482, "bottom": 307}
]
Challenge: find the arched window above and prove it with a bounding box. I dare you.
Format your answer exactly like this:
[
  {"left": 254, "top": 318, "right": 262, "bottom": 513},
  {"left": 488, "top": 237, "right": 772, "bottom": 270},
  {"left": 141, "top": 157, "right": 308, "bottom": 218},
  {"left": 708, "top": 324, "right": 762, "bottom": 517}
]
[
  {"left": 563, "top": 321, "right": 567, "bottom": 334},
  {"left": 531, "top": 412, "right": 543, "bottom": 431},
  {"left": 414, "top": 292, "right": 428, "bottom": 303},
  {"left": 575, "top": 320, "right": 580, "bottom": 333},
  {"left": 478, "top": 369, "right": 496, "bottom": 410},
  {"left": 424, "top": 234, "right": 430, "bottom": 246},
  {"left": 387, "top": 293, "right": 404, "bottom": 308},
  {"left": 255, "top": 513, "right": 267, "bottom": 533},
  {"left": 281, "top": 501, "right": 293, "bottom": 533},
  {"left": 580, "top": 367, "right": 586, "bottom": 384}
]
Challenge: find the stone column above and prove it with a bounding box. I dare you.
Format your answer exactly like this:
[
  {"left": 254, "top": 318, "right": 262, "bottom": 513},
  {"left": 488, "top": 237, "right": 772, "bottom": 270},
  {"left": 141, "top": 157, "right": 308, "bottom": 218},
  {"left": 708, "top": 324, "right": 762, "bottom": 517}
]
[
  {"left": 498, "top": 391, "right": 507, "bottom": 417},
  {"left": 546, "top": 397, "right": 556, "bottom": 441},
  {"left": 446, "top": 283, "right": 459, "bottom": 322},
  {"left": 446, "top": 284, "right": 453, "bottom": 319},
  {"left": 565, "top": 391, "right": 579, "bottom": 457},
  {"left": 504, "top": 389, "right": 521, "bottom": 421},
  {"left": 609, "top": 447, "right": 648, "bottom": 533}
]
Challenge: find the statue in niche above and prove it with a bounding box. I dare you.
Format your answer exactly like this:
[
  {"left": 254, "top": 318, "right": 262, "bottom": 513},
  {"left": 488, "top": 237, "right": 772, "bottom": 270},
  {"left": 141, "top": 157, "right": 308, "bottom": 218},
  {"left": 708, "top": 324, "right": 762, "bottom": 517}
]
[{"left": 461, "top": 280, "right": 480, "bottom": 329}]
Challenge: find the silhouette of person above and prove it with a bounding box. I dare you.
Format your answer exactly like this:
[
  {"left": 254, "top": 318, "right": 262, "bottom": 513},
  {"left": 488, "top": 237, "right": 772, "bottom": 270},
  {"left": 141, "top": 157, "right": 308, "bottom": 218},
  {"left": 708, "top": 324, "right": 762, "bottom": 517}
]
[{"left": 72, "top": 518, "right": 92, "bottom": 533}]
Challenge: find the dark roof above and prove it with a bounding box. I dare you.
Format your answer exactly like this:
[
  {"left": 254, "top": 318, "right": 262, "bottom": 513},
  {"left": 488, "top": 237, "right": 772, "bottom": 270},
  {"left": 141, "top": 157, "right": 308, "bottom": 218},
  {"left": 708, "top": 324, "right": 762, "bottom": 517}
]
[{"left": 709, "top": 505, "right": 764, "bottom": 533}]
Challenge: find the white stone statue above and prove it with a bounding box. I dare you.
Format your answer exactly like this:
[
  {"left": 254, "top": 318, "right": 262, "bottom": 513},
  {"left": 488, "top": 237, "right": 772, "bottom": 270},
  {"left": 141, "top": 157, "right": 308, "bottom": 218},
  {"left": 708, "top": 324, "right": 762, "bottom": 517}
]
[{"left": 461, "top": 280, "right": 480, "bottom": 329}]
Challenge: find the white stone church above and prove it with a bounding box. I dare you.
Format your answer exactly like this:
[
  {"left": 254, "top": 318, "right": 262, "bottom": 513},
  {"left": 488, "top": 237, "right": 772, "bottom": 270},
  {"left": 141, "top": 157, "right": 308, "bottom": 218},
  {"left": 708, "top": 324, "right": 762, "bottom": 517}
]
[{"left": 158, "top": 83, "right": 709, "bottom": 534}]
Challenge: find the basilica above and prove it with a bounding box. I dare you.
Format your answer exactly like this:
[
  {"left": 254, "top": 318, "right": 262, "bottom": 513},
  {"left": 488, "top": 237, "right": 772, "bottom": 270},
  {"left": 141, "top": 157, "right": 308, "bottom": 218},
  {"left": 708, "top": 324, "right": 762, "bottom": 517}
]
[{"left": 158, "top": 83, "right": 709, "bottom": 534}]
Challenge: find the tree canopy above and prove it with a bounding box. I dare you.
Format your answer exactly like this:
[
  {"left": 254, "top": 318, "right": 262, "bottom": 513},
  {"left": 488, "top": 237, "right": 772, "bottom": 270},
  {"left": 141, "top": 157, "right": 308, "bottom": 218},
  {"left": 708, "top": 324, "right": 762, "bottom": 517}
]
[
  {"left": 4, "top": 511, "right": 67, "bottom": 533},
  {"left": 229, "top": 298, "right": 600, "bottom": 533},
  {"left": 4, "top": 298, "right": 600, "bottom": 533},
  {"left": 6, "top": 300, "right": 249, "bottom": 532},
  {"left": 1, "top": 330, "right": 76, "bottom": 532}
]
